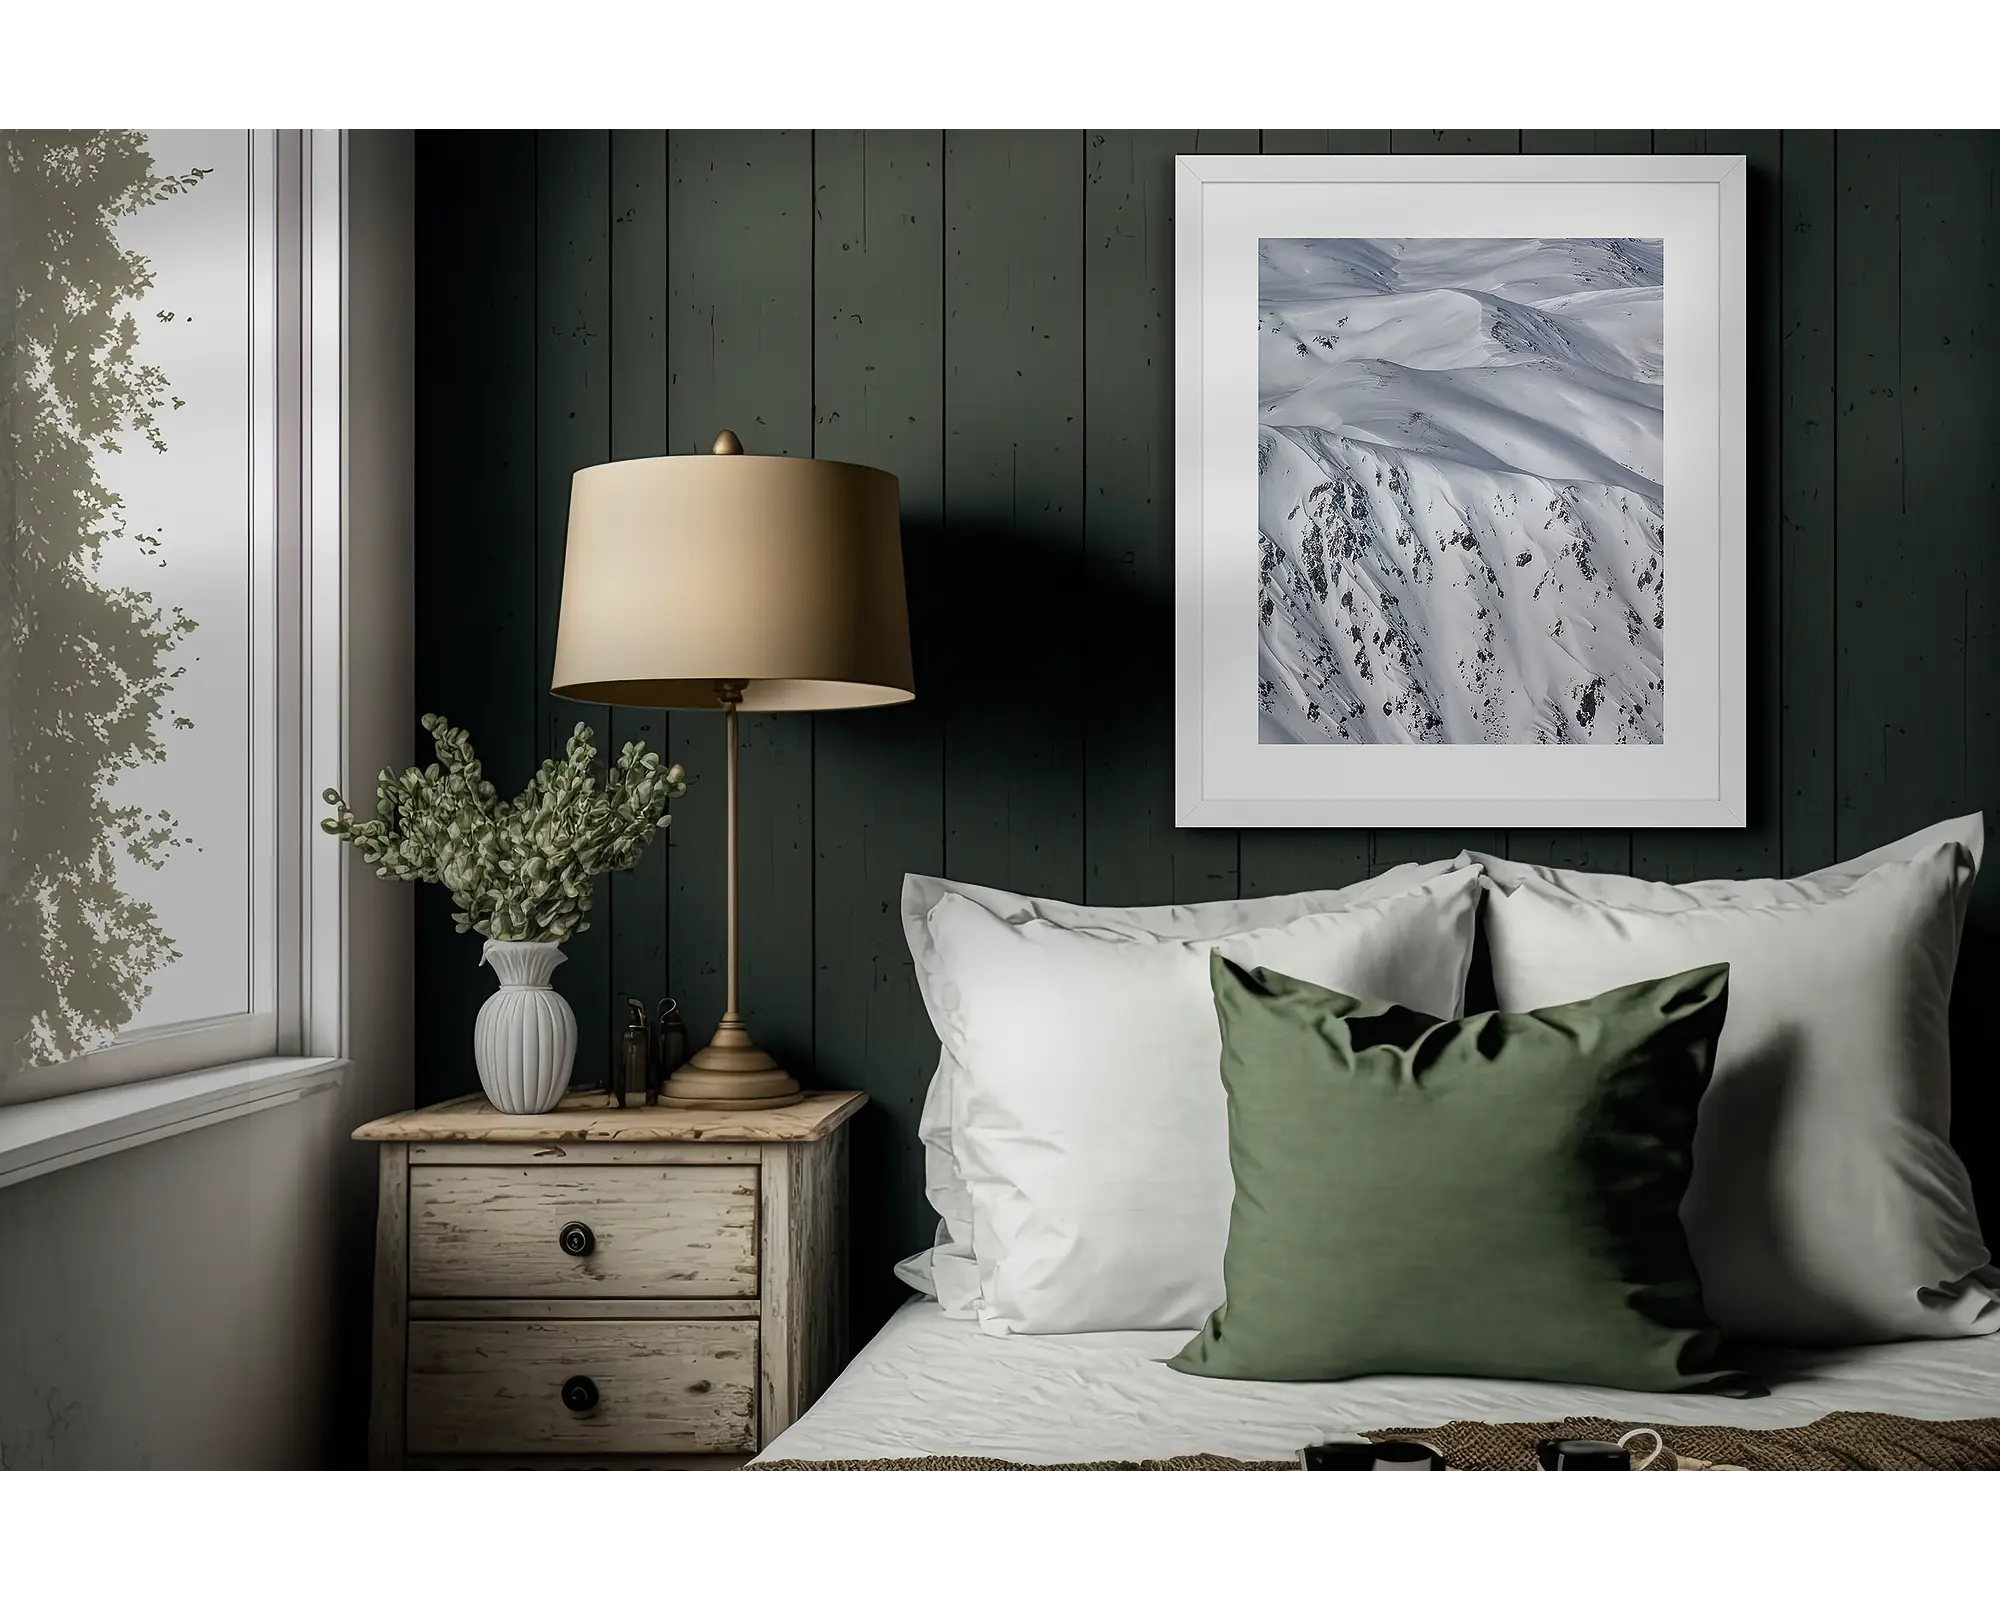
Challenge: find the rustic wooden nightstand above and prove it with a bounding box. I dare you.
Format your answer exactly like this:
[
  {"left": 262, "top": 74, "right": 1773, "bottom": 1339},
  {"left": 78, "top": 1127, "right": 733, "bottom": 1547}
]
[{"left": 353, "top": 1089, "right": 864, "bottom": 1468}]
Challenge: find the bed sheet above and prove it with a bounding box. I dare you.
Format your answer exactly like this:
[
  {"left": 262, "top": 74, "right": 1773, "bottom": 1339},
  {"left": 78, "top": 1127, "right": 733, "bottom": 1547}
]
[{"left": 760, "top": 1298, "right": 2000, "bottom": 1463}]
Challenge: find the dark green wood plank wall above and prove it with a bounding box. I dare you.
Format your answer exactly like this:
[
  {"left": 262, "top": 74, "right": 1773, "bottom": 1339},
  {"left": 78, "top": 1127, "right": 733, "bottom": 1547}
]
[
  {"left": 415, "top": 130, "right": 2000, "bottom": 1340},
  {"left": 943, "top": 134, "right": 1086, "bottom": 902},
  {"left": 607, "top": 132, "right": 671, "bottom": 1029},
  {"left": 1084, "top": 129, "right": 1254, "bottom": 907},
  {"left": 811, "top": 130, "right": 946, "bottom": 1285},
  {"left": 535, "top": 132, "right": 615, "bottom": 1081}
]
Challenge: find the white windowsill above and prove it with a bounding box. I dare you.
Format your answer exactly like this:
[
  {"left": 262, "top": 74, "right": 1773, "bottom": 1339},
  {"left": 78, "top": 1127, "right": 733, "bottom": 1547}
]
[{"left": 0, "top": 1056, "right": 348, "bottom": 1192}]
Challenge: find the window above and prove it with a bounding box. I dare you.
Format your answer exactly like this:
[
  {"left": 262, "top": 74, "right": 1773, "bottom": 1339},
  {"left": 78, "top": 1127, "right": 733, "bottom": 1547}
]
[{"left": 1, "top": 129, "right": 331, "bottom": 1106}]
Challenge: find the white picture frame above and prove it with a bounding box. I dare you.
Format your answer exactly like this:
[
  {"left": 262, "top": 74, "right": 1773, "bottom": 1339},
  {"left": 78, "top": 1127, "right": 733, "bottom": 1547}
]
[{"left": 1174, "top": 154, "right": 1746, "bottom": 829}]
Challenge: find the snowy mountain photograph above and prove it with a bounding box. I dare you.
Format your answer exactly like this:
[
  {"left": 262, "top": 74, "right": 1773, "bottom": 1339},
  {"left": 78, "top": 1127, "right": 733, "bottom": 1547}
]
[{"left": 1257, "top": 237, "right": 1665, "bottom": 745}]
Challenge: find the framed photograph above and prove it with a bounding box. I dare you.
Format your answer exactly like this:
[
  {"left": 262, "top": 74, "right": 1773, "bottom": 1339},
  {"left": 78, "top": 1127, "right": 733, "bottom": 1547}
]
[{"left": 1174, "top": 155, "right": 1745, "bottom": 828}]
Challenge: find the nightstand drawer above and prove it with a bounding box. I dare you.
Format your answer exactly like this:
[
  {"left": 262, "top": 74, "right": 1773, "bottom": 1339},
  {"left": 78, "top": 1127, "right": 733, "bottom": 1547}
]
[
  {"left": 408, "top": 1165, "right": 757, "bottom": 1299},
  {"left": 407, "top": 1319, "right": 758, "bottom": 1455}
]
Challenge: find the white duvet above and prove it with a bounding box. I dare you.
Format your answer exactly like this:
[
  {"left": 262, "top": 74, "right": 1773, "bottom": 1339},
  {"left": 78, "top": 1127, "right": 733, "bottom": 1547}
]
[{"left": 759, "top": 1299, "right": 2000, "bottom": 1465}]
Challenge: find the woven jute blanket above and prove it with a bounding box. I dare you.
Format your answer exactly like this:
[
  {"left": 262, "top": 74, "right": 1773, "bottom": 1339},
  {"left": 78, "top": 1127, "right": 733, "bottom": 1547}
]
[
  {"left": 746, "top": 1411, "right": 2000, "bottom": 1471},
  {"left": 1367, "top": 1412, "right": 2000, "bottom": 1470}
]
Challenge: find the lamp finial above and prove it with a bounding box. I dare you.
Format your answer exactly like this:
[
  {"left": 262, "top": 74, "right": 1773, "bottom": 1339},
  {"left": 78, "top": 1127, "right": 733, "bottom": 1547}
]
[{"left": 711, "top": 428, "right": 743, "bottom": 456}]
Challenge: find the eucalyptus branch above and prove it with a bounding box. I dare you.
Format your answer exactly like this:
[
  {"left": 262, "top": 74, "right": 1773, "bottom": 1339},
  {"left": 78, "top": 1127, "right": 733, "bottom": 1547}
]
[{"left": 322, "top": 714, "right": 686, "bottom": 943}]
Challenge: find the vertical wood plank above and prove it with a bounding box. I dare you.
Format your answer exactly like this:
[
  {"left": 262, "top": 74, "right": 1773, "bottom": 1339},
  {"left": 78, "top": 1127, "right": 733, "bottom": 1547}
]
[
  {"left": 1521, "top": 130, "right": 1596, "bottom": 155},
  {"left": 1779, "top": 131, "right": 1839, "bottom": 876},
  {"left": 666, "top": 132, "right": 817, "bottom": 1073},
  {"left": 1236, "top": 838, "right": 1372, "bottom": 897},
  {"left": 1525, "top": 131, "right": 1654, "bottom": 154},
  {"left": 1894, "top": 132, "right": 1983, "bottom": 836},
  {"left": 1259, "top": 131, "right": 1394, "bottom": 155},
  {"left": 1084, "top": 130, "right": 1253, "bottom": 907},
  {"left": 1499, "top": 830, "right": 1634, "bottom": 872},
  {"left": 538, "top": 131, "right": 614, "bottom": 1084},
  {"left": 1834, "top": 131, "right": 1904, "bottom": 859},
  {"left": 1836, "top": 132, "right": 1967, "bottom": 860},
  {"left": 1392, "top": 130, "right": 1524, "bottom": 154},
  {"left": 942, "top": 132, "right": 1086, "bottom": 899},
  {"left": 811, "top": 129, "right": 946, "bottom": 1335},
  {"left": 414, "top": 133, "right": 539, "bottom": 1103},
  {"left": 608, "top": 130, "right": 671, "bottom": 1028},
  {"left": 536, "top": 141, "right": 612, "bottom": 1088},
  {"left": 367, "top": 1143, "right": 409, "bottom": 1469}
]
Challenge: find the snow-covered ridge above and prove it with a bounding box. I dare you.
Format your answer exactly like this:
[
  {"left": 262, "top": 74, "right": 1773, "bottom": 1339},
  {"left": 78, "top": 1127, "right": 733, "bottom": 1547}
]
[{"left": 1257, "top": 237, "right": 1665, "bottom": 746}]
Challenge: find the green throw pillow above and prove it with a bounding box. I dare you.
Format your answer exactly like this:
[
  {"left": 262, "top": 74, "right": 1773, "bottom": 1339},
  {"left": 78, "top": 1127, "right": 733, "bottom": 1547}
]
[{"left": 1170, "top": 957, "right": 1745, "bottom": 1393}]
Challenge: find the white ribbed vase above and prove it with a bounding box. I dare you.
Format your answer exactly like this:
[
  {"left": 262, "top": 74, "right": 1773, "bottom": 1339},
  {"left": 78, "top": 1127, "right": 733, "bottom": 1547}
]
[{"left": 473, "top": 940, "right": 578, "bottom": 1114}]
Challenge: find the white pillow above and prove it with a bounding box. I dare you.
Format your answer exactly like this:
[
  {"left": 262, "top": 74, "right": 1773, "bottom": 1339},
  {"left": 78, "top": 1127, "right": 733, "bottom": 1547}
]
[
  {"left": 1484, "top": 844, "right": 1999, "bottom": 1346},
  {"left": 893, "top": 860, "right": 1468, "bottom": 1310},
  {"left": 926, "top": 868, "right": 1483, "bottom": 1335},
  {"left": 1457, "top": 813, "right": 1983, "bottom": 928}
]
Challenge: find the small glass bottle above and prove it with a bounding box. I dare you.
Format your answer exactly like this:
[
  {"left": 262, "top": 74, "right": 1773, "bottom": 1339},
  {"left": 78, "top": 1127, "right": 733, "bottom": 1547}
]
[{"left": 613, "top": 997, "right": 652, "bottom": 1108}]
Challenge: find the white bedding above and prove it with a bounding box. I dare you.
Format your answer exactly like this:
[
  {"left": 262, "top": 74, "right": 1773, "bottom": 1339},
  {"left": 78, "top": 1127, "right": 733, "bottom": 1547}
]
[{"left": 759, "top": 1299, "right": 2000, "bottom": 1464}]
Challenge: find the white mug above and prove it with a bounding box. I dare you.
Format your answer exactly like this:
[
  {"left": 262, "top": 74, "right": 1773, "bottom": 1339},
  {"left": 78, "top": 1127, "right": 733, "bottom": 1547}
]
[{"left": 1369, "top": 1440, "right": 1445, "bottom": 1471}]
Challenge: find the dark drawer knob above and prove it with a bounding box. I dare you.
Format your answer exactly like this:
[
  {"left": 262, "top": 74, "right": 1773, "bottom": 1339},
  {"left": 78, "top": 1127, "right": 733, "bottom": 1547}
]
[
  {"left": 558, "top": 1221, "right": 595, "bottom": 1257},
  {"left": 561, "top": 1375, "right": 599, "bottom": 1413}
]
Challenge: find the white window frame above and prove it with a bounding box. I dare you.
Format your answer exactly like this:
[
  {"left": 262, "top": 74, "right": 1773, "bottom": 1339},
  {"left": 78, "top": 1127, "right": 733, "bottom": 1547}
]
[{"left": 0, "top": 129, "right": 348, "bottom": 1109}]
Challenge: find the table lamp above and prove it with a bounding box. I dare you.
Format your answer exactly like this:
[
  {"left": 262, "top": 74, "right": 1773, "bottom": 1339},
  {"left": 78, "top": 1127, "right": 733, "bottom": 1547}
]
[{"left": 552, "top": 430, "right": 913, "bottom": 1108}]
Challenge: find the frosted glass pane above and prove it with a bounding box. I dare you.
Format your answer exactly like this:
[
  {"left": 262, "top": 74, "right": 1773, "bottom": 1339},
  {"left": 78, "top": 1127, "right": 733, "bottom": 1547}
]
[{"left": 3, "top": 130, "right": 257, "bottom": 1076}]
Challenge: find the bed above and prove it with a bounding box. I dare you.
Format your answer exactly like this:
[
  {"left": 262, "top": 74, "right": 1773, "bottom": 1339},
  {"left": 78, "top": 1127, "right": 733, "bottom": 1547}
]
[
  {"left": 757, "top": 1299, "right": 2000, "bottom": 1465},
  {"left": 823, "top": 834, "right": 2000, "bottom": 1469}
]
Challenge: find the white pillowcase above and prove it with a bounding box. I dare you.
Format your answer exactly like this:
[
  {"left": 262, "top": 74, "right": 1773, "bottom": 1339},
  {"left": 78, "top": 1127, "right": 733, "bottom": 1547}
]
[
  {"left": 924, "top": 868, "right": 1483, "bottom": 1335},
  {"left": 894, "top": 860, "right": 1468, "bottom": 1311},
  {"left": 1484, "top": 837, "right": 1999, "bottom": 1346},
  {"left": 1457, "top": 813, "right": 1983, "bottom": 929}
]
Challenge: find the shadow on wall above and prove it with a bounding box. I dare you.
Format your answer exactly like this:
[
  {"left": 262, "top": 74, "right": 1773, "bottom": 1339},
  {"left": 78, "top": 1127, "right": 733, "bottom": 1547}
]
[{"left": 832, "top": 511, "right": 1129, "bottom": 1338}]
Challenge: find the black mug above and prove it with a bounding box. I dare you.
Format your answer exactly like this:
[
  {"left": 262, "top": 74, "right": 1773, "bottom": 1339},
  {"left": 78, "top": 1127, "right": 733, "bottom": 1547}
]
[
  {"left": 1302, "top": 1439, "right": 1446, "bottom": 1472},
  {"left": 1535, "top": 1429, "right": 1665, "bottom": 1471}
]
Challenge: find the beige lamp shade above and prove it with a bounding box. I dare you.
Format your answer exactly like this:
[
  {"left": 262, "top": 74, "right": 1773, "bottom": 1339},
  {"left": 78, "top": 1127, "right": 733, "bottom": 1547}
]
[{"left": 551, "top": 448, "right": 914, "bottom": 710}]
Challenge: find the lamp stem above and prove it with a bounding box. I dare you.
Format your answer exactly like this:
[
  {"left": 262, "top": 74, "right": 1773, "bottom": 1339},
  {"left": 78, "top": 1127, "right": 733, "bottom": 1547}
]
[
  {"left": 656, "top": 679, "right": 803, "bottom": 1110},
  {"left": 724, "top": 689, "right": 741, "bottom": 1021}
]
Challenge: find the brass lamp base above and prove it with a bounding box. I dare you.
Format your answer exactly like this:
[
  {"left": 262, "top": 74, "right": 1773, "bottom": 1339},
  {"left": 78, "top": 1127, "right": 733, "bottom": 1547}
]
[{"left": 659, "top": 1015, "right": 803, "bottom": 1110}]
